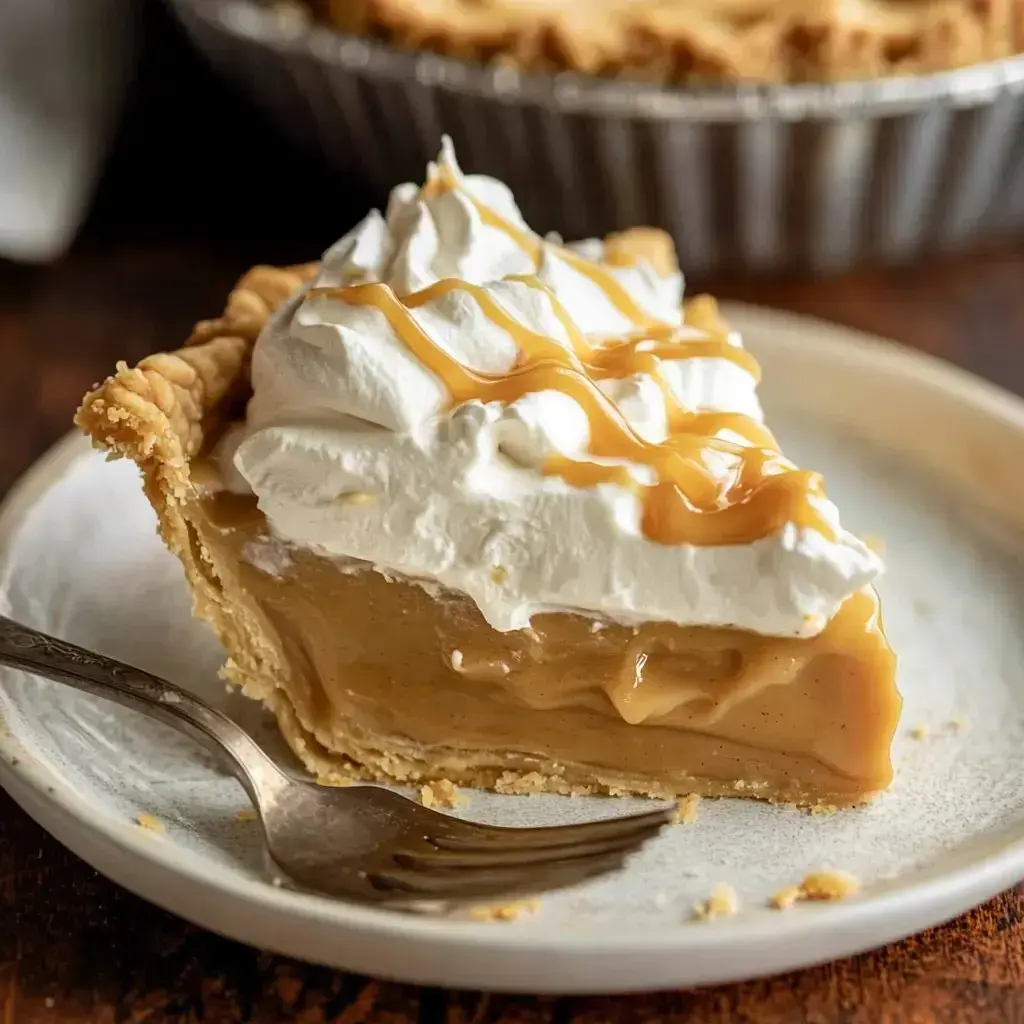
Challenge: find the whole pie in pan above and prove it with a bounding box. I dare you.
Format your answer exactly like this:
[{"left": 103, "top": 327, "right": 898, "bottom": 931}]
[{"left": 77, "top": 139, "right": 901, "bottom": 808}]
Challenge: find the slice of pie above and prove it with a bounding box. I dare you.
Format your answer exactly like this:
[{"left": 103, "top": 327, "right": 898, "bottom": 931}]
[{"left": 77, "top": 139, "right": 900, "bottom": 808}]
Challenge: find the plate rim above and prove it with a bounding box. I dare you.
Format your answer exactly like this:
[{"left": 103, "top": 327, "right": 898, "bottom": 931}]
[{"left": 2, "top": 302, "right": 1023, "bottom": 993}]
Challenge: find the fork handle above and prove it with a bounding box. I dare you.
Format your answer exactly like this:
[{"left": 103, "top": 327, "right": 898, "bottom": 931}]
[{"left": 0, "top": 614, "right": 286, "bottom": 806}]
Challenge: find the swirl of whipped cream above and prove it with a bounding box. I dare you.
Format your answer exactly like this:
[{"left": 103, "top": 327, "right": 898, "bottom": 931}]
[{"left": 234, "top": 140, "right": 881, "bottom": 635}]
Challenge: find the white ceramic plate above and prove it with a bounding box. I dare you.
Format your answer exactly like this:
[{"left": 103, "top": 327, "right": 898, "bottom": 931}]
[{"left": 2, "top": 304, "right": 1023, "bottom": 995}]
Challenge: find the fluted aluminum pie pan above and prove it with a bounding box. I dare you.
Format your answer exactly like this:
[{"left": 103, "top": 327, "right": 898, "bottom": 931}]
[{"left": 169, "top": 0, "right": 1024, "bottom": 277}]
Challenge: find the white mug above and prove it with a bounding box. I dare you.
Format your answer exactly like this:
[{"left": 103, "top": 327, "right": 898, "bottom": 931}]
[{"left": 0, "top": 0, "right": 136, "bottom": 262}]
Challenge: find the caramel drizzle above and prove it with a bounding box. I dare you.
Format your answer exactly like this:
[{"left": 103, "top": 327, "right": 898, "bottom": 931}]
[
  {"left": 309, "top": 275, "right": 832, "bottom": 546},
  {"left": 506, "top": 274, "right": 764, "bottom": 448},
  {"left": 307, "top": 160, "right": 832, "bottom": 545}
]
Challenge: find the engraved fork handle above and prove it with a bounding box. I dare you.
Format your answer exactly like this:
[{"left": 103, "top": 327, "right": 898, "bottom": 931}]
[{"left": 0, "top": 615, "right": 286, "bottom": 804}]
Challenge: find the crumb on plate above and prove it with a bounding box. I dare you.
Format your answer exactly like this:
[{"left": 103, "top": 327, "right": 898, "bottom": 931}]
[
  {"left": 909, "top": 724, "right": 929, "bottom": 740},
  {"left": 771, "top": 870, "right": 860, "bottom": 909},
  {"left": 135, "top": 814, "right": 165, "bottom": 834},
  {"left": 769, "top": 884, "right": 802, "bottom": 910},
  {"left": 235, "top": 808, "right": 259, "bottom": 822},
  {"left": 692, "top": 883, "right": 739, "bottom": 921},
  {"left": 467, "top": 899, "right": 540, "bottom": 922},
  {"left": 675, "top": 794, "right": 701, "bottom": 824},
  {"left": 801, "top": 870, "right": 860, "bottom": 900}
]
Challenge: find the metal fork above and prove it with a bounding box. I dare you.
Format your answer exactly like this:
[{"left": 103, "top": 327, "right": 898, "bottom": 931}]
[{"left": 0, "top": 616, "right": 672, "bottom": 906}]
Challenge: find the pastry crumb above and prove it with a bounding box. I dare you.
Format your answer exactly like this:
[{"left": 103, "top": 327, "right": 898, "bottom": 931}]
[
  {"left": 947, "top": 716, "right": 969, "bottom": 734},
  {"left": 770, "top": 868, "right": 860, "bottom": 909},
  {"left": 419, "top": 779, "right": 468, "bottom": 809},
  {"left": 235, "top": 808, "right": 259, "bottom": 822},
  {"left": 467, "top": 899, "right": 539, "bottom": 922},
  {"left": 675, "top": 794, "right": 701, "bottom": 824},
  {"left": 909, "top": 724, "right": 929, "bottom": 740},
  {"left": 769, "top": 884, "right": 802, "bottom": 910},
  {"left": 769, "top": 870, "right": 860, "bottom": 908},
  {"left": 136, "top": 814, "right": 165, "bottom": 834},
  {"left": 490, "top": 564, "right": 509, "bottom": 584},
  {"left": 692, "top": 883, "right": 738, "bottom": 921},
  {"left": 801, "top": 870, "right": 860, "bottom": 900},
  {"left": 863, "top": 533, "right": 885, "bottom": 555}
]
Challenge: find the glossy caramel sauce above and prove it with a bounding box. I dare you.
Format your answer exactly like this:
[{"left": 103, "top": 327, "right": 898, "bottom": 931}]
[{"left": 305, "top": 167, "right": 835, "bottom": 547}]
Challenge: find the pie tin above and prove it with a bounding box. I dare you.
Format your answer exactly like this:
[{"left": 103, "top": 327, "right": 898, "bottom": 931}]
[{"left": 170, "top": 0, "right": 1024, "bottom": 277}]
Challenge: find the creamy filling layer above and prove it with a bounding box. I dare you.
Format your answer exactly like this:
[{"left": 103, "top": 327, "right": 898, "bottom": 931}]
[{"left": 194, "top": 488, "right": 901, "bottom": 803}]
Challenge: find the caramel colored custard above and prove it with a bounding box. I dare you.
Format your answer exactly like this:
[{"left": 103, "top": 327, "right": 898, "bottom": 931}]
[{"left": 193, "top": 488, "right": 901, "bottom": 805}]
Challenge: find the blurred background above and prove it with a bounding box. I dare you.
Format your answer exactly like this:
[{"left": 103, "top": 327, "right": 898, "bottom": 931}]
[
  {"left": 9, "top": 0, "right": 1024, "bottom": 274},
  {"left": 0, "top": 1, "right": 374, "bottom": 266}
]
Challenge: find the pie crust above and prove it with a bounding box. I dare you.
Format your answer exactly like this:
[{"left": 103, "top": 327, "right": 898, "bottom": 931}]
[
  {"left": 76, "top": 244, "right": 901, "bottom": 808},
  {"left": 302, "top": 0, "right": 1024, "bottom": 83}
]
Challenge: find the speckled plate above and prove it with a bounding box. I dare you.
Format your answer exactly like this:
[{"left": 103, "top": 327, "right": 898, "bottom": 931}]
[{"left": 1, "top": 304, "right": 1023, "bottom": 994}]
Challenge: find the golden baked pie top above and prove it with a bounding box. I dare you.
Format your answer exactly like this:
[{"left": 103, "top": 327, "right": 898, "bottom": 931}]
[{"left": 302, "top": 0, "right": 1022, "bottom": 83}]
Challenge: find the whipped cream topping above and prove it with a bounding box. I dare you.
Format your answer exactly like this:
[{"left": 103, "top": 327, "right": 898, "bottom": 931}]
[{"left": 233, "top": 139, "right": 881, "bottom": 636}]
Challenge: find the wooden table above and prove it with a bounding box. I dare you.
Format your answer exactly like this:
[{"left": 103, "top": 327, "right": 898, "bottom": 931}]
[{"left": 1, "top": 4, "right": 1023, "bottom": 1020}]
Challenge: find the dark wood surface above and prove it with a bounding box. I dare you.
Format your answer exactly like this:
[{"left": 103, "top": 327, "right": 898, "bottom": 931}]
[{"left": 1, "top": 4, "right": 1023, "bottom": 1021}]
